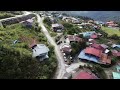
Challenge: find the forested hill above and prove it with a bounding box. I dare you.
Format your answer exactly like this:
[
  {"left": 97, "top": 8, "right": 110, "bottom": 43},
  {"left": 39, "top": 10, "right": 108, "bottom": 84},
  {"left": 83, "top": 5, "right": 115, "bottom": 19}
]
[{"left": 58, "top": 11, "right": 120, "bottom": 22}]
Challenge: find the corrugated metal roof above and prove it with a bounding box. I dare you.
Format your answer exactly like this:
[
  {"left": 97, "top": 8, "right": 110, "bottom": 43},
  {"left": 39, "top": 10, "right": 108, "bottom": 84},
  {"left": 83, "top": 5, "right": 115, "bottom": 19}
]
[
  {"left": 73, "top": 71, "right": 98, "bottom": 79},
  {"left": 112, "top": 72, "right": 120, "bottom": 79},
  {"left": 67, "top": 35, "right": 82, "bottom": 42},
  {"left": 85, "top": 47, "right": 102, "bottom": 57},
  {"left": 32, "top": 44, "right": 49, "bottom": 58},
  {"left": 78, "top": 50, "right": 99, "bottom": 63}
]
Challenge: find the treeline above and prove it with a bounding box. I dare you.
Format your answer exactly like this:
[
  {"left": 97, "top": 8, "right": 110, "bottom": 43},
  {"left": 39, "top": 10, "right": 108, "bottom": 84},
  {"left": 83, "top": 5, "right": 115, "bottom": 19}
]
[{"left": 77, "top": 16, "right": 93, "bottom": 21}]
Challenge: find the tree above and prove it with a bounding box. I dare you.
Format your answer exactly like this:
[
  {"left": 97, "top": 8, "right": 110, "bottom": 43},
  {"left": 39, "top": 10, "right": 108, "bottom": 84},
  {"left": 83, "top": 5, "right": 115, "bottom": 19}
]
[
  {"left": 62, "top": 22, "right": 73, "bottom": 28},
  {"left": 110, "top": 34, "right": 119, "bottom": 40},
  {"left": 43, "top": 17, "right": 52, "bottom": 27}
]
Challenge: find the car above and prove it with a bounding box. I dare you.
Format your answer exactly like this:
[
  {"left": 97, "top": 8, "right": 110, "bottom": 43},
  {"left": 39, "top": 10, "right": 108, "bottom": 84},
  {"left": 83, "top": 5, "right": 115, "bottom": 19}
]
[
  {"left": 71, "top": 59, "right": 74, "bottom": 62},
  {"left": 64, "top": 59, "right": 67, "bottom": 62},
  {"left": 57, "top": 41, "right": 62, "bottom": 45},
  {"left": 57, "top": 41, "right": 61, "bottom": 45},
  {"left": 66, "top": 60, "right": 71, "bottom": 65},
  {"left": 70, "top": 57, "right": 73, "bottom": 62}
]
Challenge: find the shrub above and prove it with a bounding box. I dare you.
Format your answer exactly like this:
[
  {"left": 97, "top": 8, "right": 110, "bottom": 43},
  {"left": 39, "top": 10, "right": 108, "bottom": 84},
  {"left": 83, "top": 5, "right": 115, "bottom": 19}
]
[
  {"left": 50, "top": 32, "right": 57, "bottom": 37},
  {"left": 109, "top": 34, "right": 119, "bottom": 40},
  {"left": 43, "top": 17, "right": 52, "bottom": 27}
]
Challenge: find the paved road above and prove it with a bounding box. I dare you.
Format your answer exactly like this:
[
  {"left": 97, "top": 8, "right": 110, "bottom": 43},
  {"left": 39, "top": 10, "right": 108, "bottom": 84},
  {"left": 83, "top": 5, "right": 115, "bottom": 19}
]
[{"left": 36, "top": 14, "right": 66, "bottom": 79}]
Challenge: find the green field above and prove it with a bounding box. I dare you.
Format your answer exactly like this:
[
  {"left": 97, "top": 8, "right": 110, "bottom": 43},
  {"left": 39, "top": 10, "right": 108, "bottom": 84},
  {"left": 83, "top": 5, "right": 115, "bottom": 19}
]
[{"left": 101, "top": 26, "right": 120, "bottom": 36}]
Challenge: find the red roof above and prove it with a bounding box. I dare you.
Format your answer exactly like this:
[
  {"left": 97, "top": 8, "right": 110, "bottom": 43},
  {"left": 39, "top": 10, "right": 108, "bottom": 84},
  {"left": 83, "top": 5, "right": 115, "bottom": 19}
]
[
  {"left": 73, "top": 71, "right": 98, "bottom": 79},
  {"left": 85, "top": 47, "right": 102, "bottom": 57},
  {"left": 91, "top": 43, "right": 104, "bottom": 50},
  {"left": 90, "top": 34, "right": 98, "bottom": 39},
  {"left": 112, "top": 50, "right": 120, "bottom": 57}
]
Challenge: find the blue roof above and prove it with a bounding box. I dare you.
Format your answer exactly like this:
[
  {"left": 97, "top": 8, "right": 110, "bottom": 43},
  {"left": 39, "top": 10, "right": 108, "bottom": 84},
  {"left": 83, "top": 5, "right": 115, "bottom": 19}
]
[
  {"left": 78, "top": 50, "right": 99, "bottom": 63},
  {"left": 80, "top": 31, "right": 95, "bottom": 38},
  {"left": 112, "top": 44, "right": 120, "bottom": 48},
  {"left": 112, "top": 72, "right": 120, "bottom": 79}
]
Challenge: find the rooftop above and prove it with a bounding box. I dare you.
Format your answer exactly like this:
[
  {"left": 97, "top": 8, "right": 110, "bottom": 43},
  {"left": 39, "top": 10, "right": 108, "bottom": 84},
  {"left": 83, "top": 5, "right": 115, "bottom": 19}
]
[
  {"left": 60, "top": 44, "right": 72, "bottom": 53},
  {"left": 100, "top": 53, "right": 111, "bottom": 64},
  {"left": 90, "top": 33, "right": 98, "bottom": 39},
  {"left": 112, "top": 50, "right": 120, "bottom": 57},
  {"left": 78, "top": 50, "right": 99, "bottom": 63},
  {"left": 32, "top": 44, "right": 49, "bottom": 58},
  {"left": 112, "top": 72, "right": 120, "bottom": 79},
  {"left": 85, "top": 47, "right": 102, "bottom": 57},
  {"left": 73, "top": 71, "right": 98, "bottom": 79},
  {"left": 67, "top": 35, "right": 82, "bottom": 42},
  {"left": 52, "top": 23, "right": 63, "bottom": 27},
  {"left": 100, "top": 44, "right": 108, "bottom": 49},
  {"left": 91, "top": 43, "right": 104, "bottom": 50}
]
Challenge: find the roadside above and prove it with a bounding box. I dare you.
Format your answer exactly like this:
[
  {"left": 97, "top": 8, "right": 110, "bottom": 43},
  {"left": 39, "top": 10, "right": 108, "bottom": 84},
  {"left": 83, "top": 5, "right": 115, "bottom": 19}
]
[{"left": 35, "top": 14, "right": 66, "bottom": 79}]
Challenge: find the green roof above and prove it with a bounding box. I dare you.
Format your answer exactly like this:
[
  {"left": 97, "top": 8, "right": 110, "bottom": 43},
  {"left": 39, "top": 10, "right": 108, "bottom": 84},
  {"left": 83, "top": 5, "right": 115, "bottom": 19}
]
[{"left": 112, "top": 72, "right": 120, "bottom": 79}]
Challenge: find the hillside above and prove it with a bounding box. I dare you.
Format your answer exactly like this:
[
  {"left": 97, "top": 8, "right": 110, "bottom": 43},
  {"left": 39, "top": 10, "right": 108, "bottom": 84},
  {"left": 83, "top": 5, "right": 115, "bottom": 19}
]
[
  {"left": 0, "top": 23, "right": 57, "bottom": 79},
  {"left": 58, "top": 11, "right": 120, "bottom": 22}
]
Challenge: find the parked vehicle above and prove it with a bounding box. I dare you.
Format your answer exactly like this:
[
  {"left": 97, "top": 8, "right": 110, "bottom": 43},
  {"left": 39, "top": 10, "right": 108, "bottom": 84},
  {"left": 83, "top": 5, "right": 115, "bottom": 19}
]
[
  {"left": 57, "top": 41, "right": 62, "bottom": 45},
  {"left": 64, "top": 59, "right": 67, "bottom": 62},
  {"left": 66, "top": 60, "right": 71, "bottom": 65}
]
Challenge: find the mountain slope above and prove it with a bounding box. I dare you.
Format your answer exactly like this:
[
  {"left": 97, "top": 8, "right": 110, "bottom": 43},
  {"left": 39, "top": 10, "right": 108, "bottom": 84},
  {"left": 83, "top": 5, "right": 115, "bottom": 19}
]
[{"left": 59, "top": 11, "right": 120, "bottom": 22}]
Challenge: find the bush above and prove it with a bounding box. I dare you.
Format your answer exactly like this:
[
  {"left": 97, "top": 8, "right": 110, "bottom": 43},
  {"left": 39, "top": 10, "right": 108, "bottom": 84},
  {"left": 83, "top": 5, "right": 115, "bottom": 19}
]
[
  {"left": 50, "top": 32, "right": 57, "bottom": 37},
  {"left": 109, "top": 34, "right": 119, "bottom": 40},
  {"left": 92, "top": 65, "right": 107, "bottom": 79},
  {"left": 43, "top": 17, "right": 52, "bottom": 27}
]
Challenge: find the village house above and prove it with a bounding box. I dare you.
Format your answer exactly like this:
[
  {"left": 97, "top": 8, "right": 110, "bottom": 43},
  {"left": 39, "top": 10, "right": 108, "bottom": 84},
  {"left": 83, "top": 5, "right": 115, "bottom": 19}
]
[
  {"left": 49, "top": 17, "right": 57, "bottom": 24},
  {"left": 112, "top": 44, "right": 120, "bottom": 49},
  {"left": 78, "top": 45, "right": 111, "bottom": 65},
  {"left": 71, "top": 17, "right": 80, "bottom": 24},
  {"left": 66, "top": 35, "right": 82, "bottom": 44},
  {"left": 62, "top": 16, "right": 80, "bottom": 24},
  {"left": 111, "top": 50, "right": 120, "bottom": 57},
  {"left": 62, "top": 16, "right": 71, "bottom": 22},
  {"left": 73, "top": 71, "right": 98, "bottom": 79},
  {"left": 60, "top": 44, "right": 72, "bottom": 55},
  {"left": 88, "top": 39, "right": 97, "bottom": 44},
  {"left": 90, "top": 33, "right": 98, "bottom": 39},
  {"left": 58, "top": 14, "right": 63, "bottom": 19},
  {"left": 79, "top": 31, "right": 96, "bottom": 38},
  {"left": 51, "top": 23, "right": 64, "bottom": 32},
  {"left": 20, "top": 19, "right": 34, "bottom": 28},
  {"left": 88, "top": 20, "right": 94, "bottom": 23},
  {"left": 106, "top": 21, "right": 118, "bottom": 27},
  {"left": 94, "top": 21, "right": 105, "bottom": 26},
  {"left": 32, "top": 44, "right": 49, "bottom": 61}
]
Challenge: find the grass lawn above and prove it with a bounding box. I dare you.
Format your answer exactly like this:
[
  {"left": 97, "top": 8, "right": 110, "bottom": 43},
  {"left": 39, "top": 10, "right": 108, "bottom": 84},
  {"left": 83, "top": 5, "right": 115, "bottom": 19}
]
[{"left": 101, "top": 26, "right": 120, "bottom": 36}]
